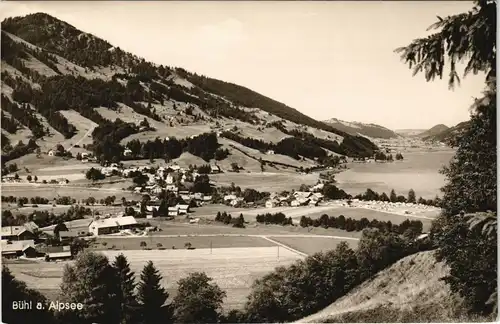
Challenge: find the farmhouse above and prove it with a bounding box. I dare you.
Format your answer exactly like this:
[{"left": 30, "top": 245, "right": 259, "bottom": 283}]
[
  {"left": 48, "top": 149, "right": 54, "bottom": 156},
  {"left": 46, "top": 251, "right": 72, "bottom": 261},
  {"left": 1, "top": 225, "right": 37, "bottom": 241},
  {"left": 124, "top": 148, "right": 133, "bottom": 157},
  {"left": 88, "top": 216, "right": 139, "bottom": 236},
  {"left": 1, "top": 240, "right": 36, "bottom": 258}
]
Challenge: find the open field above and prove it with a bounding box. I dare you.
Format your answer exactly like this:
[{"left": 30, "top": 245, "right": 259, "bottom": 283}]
[
  {"left": 269, "top": 236, "right": 359, "bottom": 255},
  {"left": 58, "top": 110, "right": 97, "bottom": 147},
  {"left": 7, "top": 246, "right": 303, "bottom": 309},
  {"left": 210, "top": 172, "right": 319, "bottom": 191},
  {"left": 1, "top": 182, "right": 139, "bottom": 201},
  {"left": 144, "top": 220, "right": 364, "bottom": 238},
  {"left": 92, "top": 235, "right": 276, "bottom": 251}
]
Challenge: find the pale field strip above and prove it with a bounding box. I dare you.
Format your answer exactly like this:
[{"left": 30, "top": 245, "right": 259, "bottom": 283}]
[
  {"left": 96, "top": 233, "right": 360, "bottom": 240},
  {"left": 22, "top": 55, "right": 59, "bottom": 77},
  {"left": 210, "top": 172, "right": 319, "bottom": 192}
]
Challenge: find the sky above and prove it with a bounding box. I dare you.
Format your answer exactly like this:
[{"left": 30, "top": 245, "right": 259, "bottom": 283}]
[{"left": 0, "top": 1, "right": 487, "bottom": 130}]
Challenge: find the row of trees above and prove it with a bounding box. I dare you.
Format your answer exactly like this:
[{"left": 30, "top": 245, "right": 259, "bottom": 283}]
[
  {"left": 3, "top": 252, "right": 227, "bottom": 324},
  {"left": 124, "top": 133, "right": 220, "bottom": 162},
  {"left": 2, "top": 195, "right": 48, "bottom": 205},
  {"left": 243, "top": 229, "right": 433, "bottom": 322},
  {"left": 1, "top": 138, "right": 39, "bottom": 164},
  {"left": 353, "top": 188, "right": 441, "bottom": 207},
  {"left": 299, "top": 214, "right": 423, "bottom": 237},
  {"left": 2, "top": 206, "right": 91, "bottom": 228},
  {"left": 255, "top": 212, "right": 294, "bottom": 226},
  {"left": 214, "top": 212, "right": 246, "bottom": 228}
]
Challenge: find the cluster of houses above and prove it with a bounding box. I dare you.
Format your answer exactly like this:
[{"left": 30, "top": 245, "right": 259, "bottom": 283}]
[
  {"left": 1, "top": 222, "right": 73, "bottom": 260},
  {"left": 266, "top": 184, "right": 325, "bottom": 208}
]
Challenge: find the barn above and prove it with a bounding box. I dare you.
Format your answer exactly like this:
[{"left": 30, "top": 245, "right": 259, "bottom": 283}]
[{"left": 88, "top": 216, "right": 139, "bottom": 236}]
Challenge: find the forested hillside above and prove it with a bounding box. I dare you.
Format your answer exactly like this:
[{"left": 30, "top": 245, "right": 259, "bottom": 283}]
[
  {"left": 323, "top": 118, "right": 399, "bottom": 139},
  {"left": 1, "top": 13, "right": 378, "bottom": 165}
]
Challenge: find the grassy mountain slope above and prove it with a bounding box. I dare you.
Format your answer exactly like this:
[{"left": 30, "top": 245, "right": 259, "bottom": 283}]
[
  {"left": 416, "top": 124, "right": 449, "bottom": 138},
  {"left": 297, "top": 251, "right": 477, "bottom": 323},
  {"left": 324, "top": 118, "right": 399, "bottom": 139},
  {"left": 1, "top": 12, "right": 378, "bottom": 165}
]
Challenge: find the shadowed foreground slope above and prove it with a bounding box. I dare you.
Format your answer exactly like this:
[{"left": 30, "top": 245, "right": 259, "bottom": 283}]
[{"left": 297, "top": 251, "right": 493, "bottom": 323}]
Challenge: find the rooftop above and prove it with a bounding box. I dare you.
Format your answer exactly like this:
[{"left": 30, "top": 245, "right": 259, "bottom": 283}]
[
  {"left": 1, "top": 240, "right": 35, "bottom": 253},
  {"left": 89, "top": 216, "right": 138, "bottom": 229}
]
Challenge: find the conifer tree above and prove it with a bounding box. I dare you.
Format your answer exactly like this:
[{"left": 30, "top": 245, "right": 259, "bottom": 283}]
[
  {"left": 137, "top": 261, "right": 170, "bottom": 324},
  {"left": 389, "top": 189, "right": 397, "bottom": 203},
  {"left": 113, "top": 254, "right": 138, "bottom": 324}
]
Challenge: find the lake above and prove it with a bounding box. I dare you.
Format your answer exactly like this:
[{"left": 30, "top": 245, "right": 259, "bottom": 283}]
[{"left": 335, "top": 150, "right": 455, "bottom": 199}]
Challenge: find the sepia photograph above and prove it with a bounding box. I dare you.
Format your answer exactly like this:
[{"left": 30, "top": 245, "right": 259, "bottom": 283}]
[{"left": 0, "top": 1, "right": 497, "bottom": 323}]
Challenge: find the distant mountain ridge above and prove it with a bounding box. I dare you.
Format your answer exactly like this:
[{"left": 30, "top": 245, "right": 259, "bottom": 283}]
[
  {"left": 416, "top": 124, "right": 450, "bottom": 139},
  {"left": 323, "top": 118, "right": 399, "bottom": 139},
  {"left": 422, "top": 121, "right": 470, "bottom": 144}
]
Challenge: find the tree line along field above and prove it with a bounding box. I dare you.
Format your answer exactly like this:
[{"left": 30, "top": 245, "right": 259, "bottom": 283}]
[{"left": 6, "top": 245, "right": 304, "bottom": 310}]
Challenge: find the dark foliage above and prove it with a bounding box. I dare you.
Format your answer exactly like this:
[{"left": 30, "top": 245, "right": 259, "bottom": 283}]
[
  {"left": 2, "top": 266, "right": 55, "bottom": 324},
  {"left": 255, "top": 212, "right": 293, "bottom": 226},
  {"left": 299, "top": 214, "right": 423, "bottom": 237}
]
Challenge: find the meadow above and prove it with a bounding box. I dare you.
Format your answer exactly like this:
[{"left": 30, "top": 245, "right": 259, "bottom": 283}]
[
  {"left": 210, "top": 172, "right": 319, "bottom": 192},
  {"left": 7, "top": 246, "right": 304, "bottom": 310},
  {"left": 269, "top": 236, "right": 359, "bottom": 255}
]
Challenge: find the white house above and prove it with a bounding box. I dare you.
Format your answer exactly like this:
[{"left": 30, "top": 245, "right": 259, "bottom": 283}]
[
  {"left": 88, "top": 216, "right": 138, "bottom": 236},
  {"left": 168, "top": 207, "right": 179, "bottom": 217},
  {"left": 124, "top": 148, "right": 133, "bottom": 157},
  {"left": 210, "top": 165, "right": 221, "bottom": 174},
  {"left": 266, "top": 150, "right": 275, "bottom": 155},
  {"left": 224, "top": 194, "right": 237, "bottom": 202},
  {"left": 48, "top": 150, "right": 55, "bottom": 156},
  {"left": 166, "top": 174, "right": 175, "bottom": 185},
  {"left": 230, "top": 198, "right": 244, "bottom": 207},
  {"left": 177, "top": 204, "right": 190, "bottom": 215},
  {"left": 166, "top": 185, "right": 178, "bottom": 193}
]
